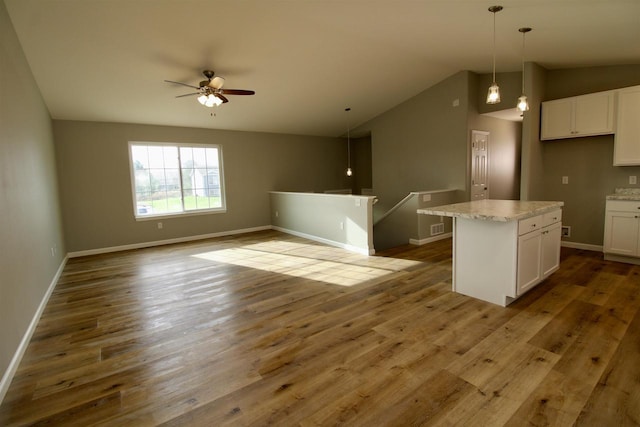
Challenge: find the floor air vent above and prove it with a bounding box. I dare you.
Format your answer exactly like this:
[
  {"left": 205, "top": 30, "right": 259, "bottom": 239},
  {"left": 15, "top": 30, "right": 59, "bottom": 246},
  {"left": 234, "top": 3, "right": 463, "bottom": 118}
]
[{"left": 430, "top": 223, "right": 444, "bottom": 236}]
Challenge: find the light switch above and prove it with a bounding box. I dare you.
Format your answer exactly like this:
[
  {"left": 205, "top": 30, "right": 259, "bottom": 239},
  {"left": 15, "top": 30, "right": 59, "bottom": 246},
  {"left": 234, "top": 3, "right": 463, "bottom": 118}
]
[
  {"left": 562, "top": 176, "right": 569, "bottom": 185},
  {"left": 423, "top": 194, "right": 431, "bottom": 202},
  {"left": 630, "top": 176, "right": 637, "bottom": 185}
]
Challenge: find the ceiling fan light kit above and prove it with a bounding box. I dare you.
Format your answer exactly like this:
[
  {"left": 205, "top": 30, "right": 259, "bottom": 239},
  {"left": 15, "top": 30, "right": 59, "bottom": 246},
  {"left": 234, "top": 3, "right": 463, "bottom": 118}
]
[{"left": 165, "top": 70, "right": 254, "bottom": 108}]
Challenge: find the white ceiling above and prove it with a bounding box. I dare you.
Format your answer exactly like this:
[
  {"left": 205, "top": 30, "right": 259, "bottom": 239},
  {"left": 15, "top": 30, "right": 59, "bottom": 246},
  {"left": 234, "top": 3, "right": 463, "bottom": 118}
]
[{"left": 5, "top": 0, "right": 640, "bottom": 137}]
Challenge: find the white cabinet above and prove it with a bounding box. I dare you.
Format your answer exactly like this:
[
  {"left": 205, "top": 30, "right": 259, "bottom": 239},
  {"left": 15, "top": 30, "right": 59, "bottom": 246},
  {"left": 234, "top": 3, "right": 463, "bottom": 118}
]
[
  {"left": 613, "top": 86, "right": 640, "bottom": 166},
  {"left": 541, "top": 222, "right": 562, "bottom": 276},
  {"left": 516, "top": 210, "right": 562, "bottom": 295},
  {"left": 517, "top": 226, "right": 542, "bottom": 294},
  {"left": 541, "top": 91, "right": 615, "bottom": 140},
  {"left": 604, "top": 200, "right": 640, "bottom": 260},
  {"left": 450, "top": 205, "right": 563, "bottom": 306}
]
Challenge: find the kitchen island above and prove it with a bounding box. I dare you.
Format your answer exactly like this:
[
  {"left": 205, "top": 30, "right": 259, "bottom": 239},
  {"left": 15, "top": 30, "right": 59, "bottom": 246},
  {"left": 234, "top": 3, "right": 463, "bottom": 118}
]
[{"left": 418, "top": 199, "right": 564, "bottom": 306}]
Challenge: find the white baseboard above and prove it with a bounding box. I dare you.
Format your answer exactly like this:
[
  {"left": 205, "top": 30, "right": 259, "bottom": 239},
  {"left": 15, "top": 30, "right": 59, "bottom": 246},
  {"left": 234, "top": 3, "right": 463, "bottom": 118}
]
[
  {"left": 67, "top": 226, "right": 272, "bottom": 258},
  {"left": 561, "top": 241, "right": 603, "bottom": 252},
  {"left": 272, "top": 226, "right": 375, "bottom": 255},
  {"left": 410, "top": 236, "right": 601, "bottom": 251},
  {"left": 410, "top": 232, "right": 453, "bottom": 246},
  {"left": 0, "top": 255, "right": 68, "bottom": 405}
]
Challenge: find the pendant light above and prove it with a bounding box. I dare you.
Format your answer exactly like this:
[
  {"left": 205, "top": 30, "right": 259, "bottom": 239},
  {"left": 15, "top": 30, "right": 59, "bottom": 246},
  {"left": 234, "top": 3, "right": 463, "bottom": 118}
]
[
  {"left": 345, "top": 107, "right": 352, "bottom": 177},
  {"left": 486, "top": 5, "right": 503, "bottom": 104},
  {"left": 517, "top": 27, "right": 532, "bottom": 112}
]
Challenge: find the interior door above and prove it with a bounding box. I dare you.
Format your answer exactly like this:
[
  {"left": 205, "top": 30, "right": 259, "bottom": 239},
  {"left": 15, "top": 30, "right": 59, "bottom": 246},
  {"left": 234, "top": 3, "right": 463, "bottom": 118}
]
[{"left": 471, "top": 130, "right": 489, "bottom": 200}]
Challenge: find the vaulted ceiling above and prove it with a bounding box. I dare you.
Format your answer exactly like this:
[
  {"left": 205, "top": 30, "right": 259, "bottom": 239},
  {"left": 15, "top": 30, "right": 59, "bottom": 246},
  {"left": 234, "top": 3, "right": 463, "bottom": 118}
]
[{"left": 5, "top": 0, "right": 640, "bottom": 137}]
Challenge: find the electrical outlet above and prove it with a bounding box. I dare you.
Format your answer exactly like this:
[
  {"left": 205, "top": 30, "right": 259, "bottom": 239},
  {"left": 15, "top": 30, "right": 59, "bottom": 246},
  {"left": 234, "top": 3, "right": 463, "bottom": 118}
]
[
  {"left": 157, "top": 222, "right": 163, "bottom": 229},
  {"left": 423, "top": 194, "right": 431, "bottom": 202},
  {"left": 275, "top": 211, "right": 279, "bottom": 218},
  {"left": 562, "top": 176, "right": 569, "bottom": 185},
  {"left": 630, "top": 176, "right": 637, "bottom": 185},
  {"left": 561, "top": 226, "right": 571, "bottom": 238}
]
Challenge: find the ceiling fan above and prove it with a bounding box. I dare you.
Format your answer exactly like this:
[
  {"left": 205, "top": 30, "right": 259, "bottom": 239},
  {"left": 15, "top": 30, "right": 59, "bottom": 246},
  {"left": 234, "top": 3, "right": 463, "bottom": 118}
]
[{"left": 165, "top": 70, "right": 255, "bottom": 107}]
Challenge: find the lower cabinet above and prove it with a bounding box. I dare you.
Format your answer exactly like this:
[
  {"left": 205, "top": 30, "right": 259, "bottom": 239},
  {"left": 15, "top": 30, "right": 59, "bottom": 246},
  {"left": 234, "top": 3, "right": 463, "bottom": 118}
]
[
  {"left": 516, "top": 210, "right": 562, "bottom": 296},
  {"left": 452, "top": 208, "right": 562, "bottom": 306},
  {"left": 604, "top": 200, "right": 640, "bottom": 261}
]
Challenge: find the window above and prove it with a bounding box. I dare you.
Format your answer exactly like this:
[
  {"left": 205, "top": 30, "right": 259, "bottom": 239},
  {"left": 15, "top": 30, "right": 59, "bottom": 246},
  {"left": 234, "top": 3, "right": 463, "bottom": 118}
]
[{"left": 129, "top": 142, "right": 225, "bottom": 218}]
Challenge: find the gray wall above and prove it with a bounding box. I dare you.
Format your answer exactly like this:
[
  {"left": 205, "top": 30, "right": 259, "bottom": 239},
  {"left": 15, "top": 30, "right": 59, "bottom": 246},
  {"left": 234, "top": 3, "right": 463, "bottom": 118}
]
[
  {"left": 358, "top": 70, "right": 521, "bottom": 214},
  {"left": 468, "top": 72, "right": 522, "bottom": 200},
  {"left": 520, "top": 62, "right": 548, "bottom": 201},
  {"left": 533, "top": 64, "right": 640, "bottom": 246},
  {"left": 359, "top": 71, "right": 472, "bottom": 209},
  {"left": 53, "top": 120, "right": 349, "bottom": 252},
  {"left": 271, "top": 192, "right": 375, "bottom": 254},
  {"left": 0, "top": 1, "right": 65, "bottom": 389},
  {"left": 347, "top": 135, "right": 372, "bottom": 195}
]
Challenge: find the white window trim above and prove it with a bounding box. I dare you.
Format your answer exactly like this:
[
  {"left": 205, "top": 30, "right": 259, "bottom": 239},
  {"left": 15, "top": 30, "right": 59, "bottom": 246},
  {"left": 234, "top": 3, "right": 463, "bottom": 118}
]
[{"left": 128, "top": 141, "right": 227, "bottom": 220}]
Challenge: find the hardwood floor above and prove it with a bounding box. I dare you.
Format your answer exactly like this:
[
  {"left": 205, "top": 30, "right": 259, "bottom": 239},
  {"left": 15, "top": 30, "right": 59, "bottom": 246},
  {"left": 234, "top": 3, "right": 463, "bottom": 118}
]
[{"left": 1, "top": 229, "right": 639, "bottom": 426}]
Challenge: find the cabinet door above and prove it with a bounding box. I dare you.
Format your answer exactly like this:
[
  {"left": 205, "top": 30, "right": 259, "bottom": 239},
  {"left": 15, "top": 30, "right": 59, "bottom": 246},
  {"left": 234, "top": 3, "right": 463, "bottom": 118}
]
[
  {"left": 574, "top": 91, "right": 614, "bottom": 136},
  {"left": 517, "top": 230, "right": 542, "bottom": 295},
  {"left": 614, "top": 86, "right": 640, "bottom": 166},
  {"left": 541, "top": 222, "right": 562, "bottom": 277},
  {"left": 541, "top": 99, "right": 574, "bottom": 140},
  {"left": 604, "top": 211, "right": 639, "bottom": 256}
]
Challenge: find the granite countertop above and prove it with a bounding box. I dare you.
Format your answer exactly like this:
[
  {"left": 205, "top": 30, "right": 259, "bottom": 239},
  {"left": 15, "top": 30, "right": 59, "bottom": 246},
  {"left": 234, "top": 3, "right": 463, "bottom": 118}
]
[
  {"left": 606, "top": 188, "right": 640, "bottom": 201},
  {"left": 417, "top": 199, "right": 564, "bottom": 222}
]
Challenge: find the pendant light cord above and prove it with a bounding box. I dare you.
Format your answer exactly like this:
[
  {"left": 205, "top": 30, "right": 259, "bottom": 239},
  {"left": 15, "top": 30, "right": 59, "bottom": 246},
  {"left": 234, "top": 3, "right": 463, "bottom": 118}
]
[
  {"left": 492, "top": 11, "right": 497, "bottom": 83},
  {"left": 347, "top": 125, "right": 351, "bottom": 168},
  {"left": 521, "top": 30, "right": 525, "bottom": 93}
]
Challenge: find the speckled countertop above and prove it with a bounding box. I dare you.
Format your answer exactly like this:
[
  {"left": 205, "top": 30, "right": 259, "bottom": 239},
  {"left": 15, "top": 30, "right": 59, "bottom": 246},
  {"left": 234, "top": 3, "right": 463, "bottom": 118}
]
[
  {"left": 417, "top": 199, "right": 564, "bottom": 222},
  {"left": 606, "top": 188, "right": 640, "bottom": 201}
]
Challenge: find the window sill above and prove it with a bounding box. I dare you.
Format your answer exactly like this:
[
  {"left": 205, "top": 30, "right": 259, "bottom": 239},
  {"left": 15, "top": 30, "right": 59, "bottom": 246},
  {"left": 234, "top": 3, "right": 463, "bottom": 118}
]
[{"left": 134, "top": 208, "right": 227, "bottom": 221}]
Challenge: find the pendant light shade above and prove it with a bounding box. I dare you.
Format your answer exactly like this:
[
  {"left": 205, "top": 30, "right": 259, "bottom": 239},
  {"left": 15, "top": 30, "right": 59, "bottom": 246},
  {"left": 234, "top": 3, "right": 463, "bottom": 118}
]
[
  {"left": 486, "top": 5, "right": 503, "bottom": 105},
  {"left": 487, "top": 83, "right": 501, "bottom": 104},
  {"left": 517, "top": 27, "right": 532, "bottom": 112},
  {"left": 517, "top": 95, "right": 529, "bottom": 112}
]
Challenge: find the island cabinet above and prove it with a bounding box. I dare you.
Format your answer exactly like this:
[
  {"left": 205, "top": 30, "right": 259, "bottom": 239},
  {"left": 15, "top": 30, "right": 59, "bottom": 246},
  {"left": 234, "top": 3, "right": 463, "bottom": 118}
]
[
  {"left": 516, "top": 210, "right": 562, "bottom": 295},
  {"left": 604, "top": 199, "right": 640, "bottom": 262},
  {"left": 541, "top": 91, "right": 615, "bottom": 140},
  {"left": 418, "top": 200, "right": 563, "bottom": 307}
]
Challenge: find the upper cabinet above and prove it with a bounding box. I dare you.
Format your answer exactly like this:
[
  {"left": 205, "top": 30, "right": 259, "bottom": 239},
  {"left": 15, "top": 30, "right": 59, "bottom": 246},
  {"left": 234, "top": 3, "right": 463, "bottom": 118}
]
[
  {"left": 541, "top": 91, "right": 615, "bottom": 140},
  {"left": 613, "top": 86, "right": 640, "bottom": 166}
]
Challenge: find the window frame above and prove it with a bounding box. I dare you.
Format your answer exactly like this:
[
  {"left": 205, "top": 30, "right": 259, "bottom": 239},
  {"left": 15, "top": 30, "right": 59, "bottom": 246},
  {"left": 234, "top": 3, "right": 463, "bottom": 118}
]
[{"left": 128, "top": 141, "right": 227, "bottom": 221}]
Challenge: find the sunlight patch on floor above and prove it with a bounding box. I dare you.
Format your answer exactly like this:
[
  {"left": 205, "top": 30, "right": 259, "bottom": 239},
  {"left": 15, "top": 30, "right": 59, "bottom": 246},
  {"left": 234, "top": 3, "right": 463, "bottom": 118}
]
[{"left": 193, "top": 240, "right": 421, "bottom": 287}]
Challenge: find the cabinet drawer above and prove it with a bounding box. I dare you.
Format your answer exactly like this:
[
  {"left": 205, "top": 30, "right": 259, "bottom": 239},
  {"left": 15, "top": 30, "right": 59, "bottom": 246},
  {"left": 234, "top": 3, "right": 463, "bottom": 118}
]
[
  {"left": 606, "top": 200, "right": 640, "bottom": 213},
  {"left": 519, "top": 215, "right": 542, "bottom": 236},
  {"left": 543, "top": 209, "right": 562, "bottom": 227}
]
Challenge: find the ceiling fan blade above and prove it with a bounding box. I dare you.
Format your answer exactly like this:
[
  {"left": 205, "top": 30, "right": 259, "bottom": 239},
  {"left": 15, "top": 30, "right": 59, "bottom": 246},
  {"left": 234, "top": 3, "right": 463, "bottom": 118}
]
[
  {"left": 216, "top": 94, "right": 229, "bottom": 104},
  {"left": 175, "top": 92, "right": 201, "bottom": 98},
  {"left": 220, "top": 89, "right": 255, "bottom": 95},
  {"left": 164, "top": 80, "right": 200, "bottom": 90},
  {"left": 208, "top": 76, "right": 225, "bottom": 89}
]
